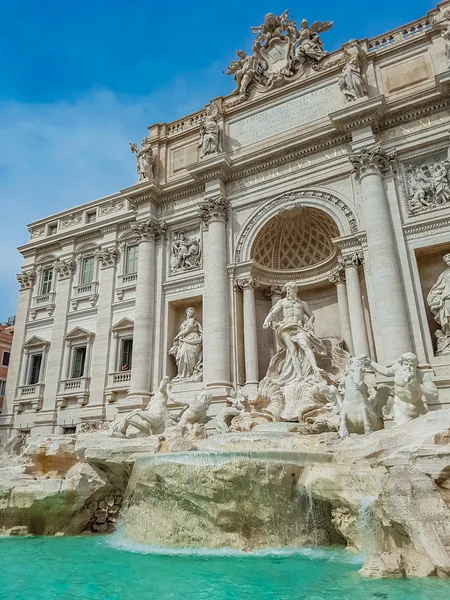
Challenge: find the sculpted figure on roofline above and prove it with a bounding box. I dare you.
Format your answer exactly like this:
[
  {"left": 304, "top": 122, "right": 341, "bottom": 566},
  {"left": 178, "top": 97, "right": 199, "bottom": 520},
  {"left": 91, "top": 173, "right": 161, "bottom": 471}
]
[
  {"left": 129, "top": 137, "right": 154, "bottom": 180},
  {"left": 225, "top": 10, "right": 333, "bottom": 95}
]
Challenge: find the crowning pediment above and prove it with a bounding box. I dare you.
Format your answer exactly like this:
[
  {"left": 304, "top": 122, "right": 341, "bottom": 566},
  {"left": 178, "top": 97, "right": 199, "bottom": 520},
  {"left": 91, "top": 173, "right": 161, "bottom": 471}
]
[
  {"left": 65, "top": 326, "right": 95, "bottom": 341},
  {"left": 111, "top": 317, "right": 134, "bottom": 331},
  {"left": 23, "top": 335, "right": 49, "bottom": 349}
]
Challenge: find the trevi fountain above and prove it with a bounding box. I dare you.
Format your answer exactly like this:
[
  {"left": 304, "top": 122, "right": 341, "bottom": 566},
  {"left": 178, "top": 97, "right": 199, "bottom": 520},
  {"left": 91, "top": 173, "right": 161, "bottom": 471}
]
[{"left": 2, "top": 4, "right": 450, "bottom": 599}]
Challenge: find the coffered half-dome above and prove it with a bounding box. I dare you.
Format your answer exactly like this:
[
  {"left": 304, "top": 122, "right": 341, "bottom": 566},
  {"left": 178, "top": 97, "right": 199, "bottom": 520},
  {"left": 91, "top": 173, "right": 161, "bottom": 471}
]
[{"left": 251, "top": 207, "right": 339, "bottom": 271}]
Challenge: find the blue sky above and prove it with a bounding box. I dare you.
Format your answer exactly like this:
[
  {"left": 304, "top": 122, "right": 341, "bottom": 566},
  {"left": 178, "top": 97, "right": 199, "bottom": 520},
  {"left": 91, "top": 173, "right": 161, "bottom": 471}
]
[{"left": 0, "top": 0, "right": 437, "bottom": 318}]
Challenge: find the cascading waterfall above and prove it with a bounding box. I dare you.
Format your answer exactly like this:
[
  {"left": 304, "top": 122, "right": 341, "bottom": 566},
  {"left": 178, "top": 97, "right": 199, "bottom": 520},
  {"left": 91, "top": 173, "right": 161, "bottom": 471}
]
[
  {"left": 357, "top": 496, "right": 382, "bottom": 555},
  {"left": 115, "top": 448, "right": 343, "bottom": 551}
]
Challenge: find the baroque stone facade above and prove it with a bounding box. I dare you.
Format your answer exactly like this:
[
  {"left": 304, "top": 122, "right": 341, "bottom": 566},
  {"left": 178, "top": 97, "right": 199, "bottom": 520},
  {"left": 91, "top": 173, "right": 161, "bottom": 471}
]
[{"left": 3, "top": 2, "right": 450, "bottom": 438}]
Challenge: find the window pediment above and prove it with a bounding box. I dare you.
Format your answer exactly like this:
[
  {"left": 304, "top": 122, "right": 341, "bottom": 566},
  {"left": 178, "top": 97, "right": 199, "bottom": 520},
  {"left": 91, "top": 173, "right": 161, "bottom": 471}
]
[
  {"left": 23, "top": 335, "right": 49, "bottom": 350},
  {"left": 111, "top": 317, "right": 134, "bottom": 332},
  {"left": 65, "top": 327, "right": 95, "bottom": 341}
]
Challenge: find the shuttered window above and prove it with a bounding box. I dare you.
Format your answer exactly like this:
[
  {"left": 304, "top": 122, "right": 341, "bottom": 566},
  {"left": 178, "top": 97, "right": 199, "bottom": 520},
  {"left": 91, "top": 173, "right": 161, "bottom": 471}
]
[
  {"left": 41, "top": 268, "right": 53, "bottom": 295},
  {"left": 71, "top": 347, "right": 86, "bottom": 378},
  {"left": 80, "top": 258, "right": 95, "bottom": 286},
  {"left": 125, "top": 245, "right": 138, "bottom": 274}
]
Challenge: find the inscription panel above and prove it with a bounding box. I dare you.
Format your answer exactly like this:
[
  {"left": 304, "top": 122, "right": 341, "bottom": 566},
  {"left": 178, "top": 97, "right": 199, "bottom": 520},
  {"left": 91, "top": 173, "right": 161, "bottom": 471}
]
[{"left": 227, "top": 84, "right": 343, "bottom": 151}]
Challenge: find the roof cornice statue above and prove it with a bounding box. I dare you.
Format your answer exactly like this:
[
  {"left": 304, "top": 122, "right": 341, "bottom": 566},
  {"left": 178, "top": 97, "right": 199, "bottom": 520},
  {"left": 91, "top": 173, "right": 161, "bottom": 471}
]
[{"left": 225, "top": 10, "right": 334, "bottom": 99}]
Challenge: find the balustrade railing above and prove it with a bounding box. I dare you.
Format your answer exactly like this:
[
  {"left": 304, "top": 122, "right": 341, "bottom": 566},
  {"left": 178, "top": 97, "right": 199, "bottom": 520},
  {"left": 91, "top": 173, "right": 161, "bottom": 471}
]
[
  {"left": 167, "top": 111, "right": 206, "bottom": 136},
  {"left": 368, "top": 17, "right": 432, "bottom": 53},
  {"left": 118, "top": 273, "right": 137, "bottom": 285},
  {"left": 33, "top": 292, "right": 56, "bottom": 307},
  {"left": 113, "top": 371, "right": 132, "bottom": 384}
]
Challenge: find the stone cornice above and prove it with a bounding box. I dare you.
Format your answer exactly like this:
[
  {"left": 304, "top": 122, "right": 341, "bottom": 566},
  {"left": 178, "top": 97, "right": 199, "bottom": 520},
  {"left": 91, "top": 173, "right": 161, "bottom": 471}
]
[
  {"left": 403, "top": 215, "right": 450, "bottom": 238},
  {"left": 329, "top": 96, "right": 387, "bottom": 132},
  {"left": 163, "top": 273, "right": 205, "bottom": 296},
  {"left": 332, "top": 233, "right": 367, "bottom": 251},
  {"left": 187, "top": 154, "right": 232, "bottom": 182},
  {"left": 121, "top": 180, "right": 163, "bottom": 210}
]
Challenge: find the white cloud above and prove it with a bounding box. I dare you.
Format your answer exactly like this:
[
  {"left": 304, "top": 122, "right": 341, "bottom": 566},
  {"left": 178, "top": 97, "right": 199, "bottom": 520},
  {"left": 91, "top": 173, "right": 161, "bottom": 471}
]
[{"left": 0, "top": 65, "right": 226, "bottom": 318}]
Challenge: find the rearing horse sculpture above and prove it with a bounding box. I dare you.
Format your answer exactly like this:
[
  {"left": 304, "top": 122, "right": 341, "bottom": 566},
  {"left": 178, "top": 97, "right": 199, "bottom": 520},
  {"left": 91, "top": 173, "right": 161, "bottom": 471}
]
[{"left": 338, "top": 356, "right": 383, "bottom": 438}]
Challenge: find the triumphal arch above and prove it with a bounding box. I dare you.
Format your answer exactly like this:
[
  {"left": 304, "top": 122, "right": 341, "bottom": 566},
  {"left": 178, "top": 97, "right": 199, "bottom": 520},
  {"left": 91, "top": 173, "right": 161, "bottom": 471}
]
[{"left": 3, "top": 2, "right": 450, "bottom": 437}]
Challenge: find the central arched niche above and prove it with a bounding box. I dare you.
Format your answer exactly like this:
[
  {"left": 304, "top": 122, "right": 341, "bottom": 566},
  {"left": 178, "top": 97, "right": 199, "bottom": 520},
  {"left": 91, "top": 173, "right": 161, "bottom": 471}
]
[
  {"left": 251, "top": 206, "right": 340, "bottom": 273},
  {"left": 246, "top": 207, "right": 347, "bottom": 382}
]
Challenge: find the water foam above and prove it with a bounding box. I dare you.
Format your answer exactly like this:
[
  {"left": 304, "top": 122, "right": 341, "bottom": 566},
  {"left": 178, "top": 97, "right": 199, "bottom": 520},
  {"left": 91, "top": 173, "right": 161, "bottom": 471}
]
[{"left": 104, "top": 534, "right": 364, "bottom": 564}]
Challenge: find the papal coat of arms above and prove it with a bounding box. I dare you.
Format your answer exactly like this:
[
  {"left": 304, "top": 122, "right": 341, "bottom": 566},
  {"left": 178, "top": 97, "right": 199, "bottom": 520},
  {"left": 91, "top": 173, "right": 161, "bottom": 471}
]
[{"left": 225, "top": 10, "right": 333, "bottom": 95}]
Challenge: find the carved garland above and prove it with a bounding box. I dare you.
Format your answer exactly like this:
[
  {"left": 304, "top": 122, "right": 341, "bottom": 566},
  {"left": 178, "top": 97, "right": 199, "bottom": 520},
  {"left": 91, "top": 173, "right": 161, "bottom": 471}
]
[{"left": 235, "top": 190, "right": 358, "bottom": 263}]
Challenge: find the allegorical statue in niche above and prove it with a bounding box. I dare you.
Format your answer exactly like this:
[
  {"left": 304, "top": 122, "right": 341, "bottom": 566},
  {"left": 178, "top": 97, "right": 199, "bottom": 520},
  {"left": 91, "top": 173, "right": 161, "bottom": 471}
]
[
  {"left": 367, "top": 353, "right": 438, "bottom": 425},
  {"left": 129, "top": 137, "right": 154, "bottom": 180},
  {"left": 427, "top": 253, "right": 450, "bottom": 354},
  {"left": 168, "top": 307, "right": 203, "bottom": 381},
  {"left": 338, "top": 40, "right": 368, "bottom": 102},
  {"left": 199, "top": 101, "right": 222, "bottom": 158},
  {"left": 170, "top": 231, "right": 201, "bottom": 272},
  {"left": 263, "top": 281, "right": 327, "bottom": 385}
]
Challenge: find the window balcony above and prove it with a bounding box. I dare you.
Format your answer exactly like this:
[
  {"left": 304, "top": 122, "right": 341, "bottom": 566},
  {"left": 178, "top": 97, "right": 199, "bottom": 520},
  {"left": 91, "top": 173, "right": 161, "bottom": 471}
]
[
  {"left": 116, "top": 273, "right": 137, "bottom": 301},
  {"left": 73, "top": 281, "right": 98, "bottom": 297},
  {"left": 105, "top": 370, "right": 132, "bottom": 402},
  {"left": 15, "top": 383, "right": 45, "bottom": 412},
  {"left": 71, "top": 282, "right": 99, "bottom": 310},
  {"left": 57, "top": 376, "right": 90, "bottom": 406},
  {"left": 30, "top": 292, "right": 56, "bottom": 320}
]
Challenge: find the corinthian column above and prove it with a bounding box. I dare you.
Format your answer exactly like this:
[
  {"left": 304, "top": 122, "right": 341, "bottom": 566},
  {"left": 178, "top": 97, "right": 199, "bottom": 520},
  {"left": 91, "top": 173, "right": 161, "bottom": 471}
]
[
  {"left": 237, "top": 277, "right": 259, "bottom": 386},
  {"left": 199, "top": 196, "right": 231, "bottom": 388},
  {"left": 328, "top": 267, "right": 353, "bottom": 354},
  {"left": 339, "top": 253, "right": 370, "bottom": 357},
  {"left": 125, "top": 219, "right": 165, "bottom": 408},
  {"left": 349, "top": 145, "right": 412, "bottom": 363}
]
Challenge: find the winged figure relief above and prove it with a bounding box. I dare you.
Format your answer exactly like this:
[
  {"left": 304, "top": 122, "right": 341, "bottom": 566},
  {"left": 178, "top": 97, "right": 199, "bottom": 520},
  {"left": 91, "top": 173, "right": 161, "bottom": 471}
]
[{"left": 294, "top": 19, "right": 334, "bottom": 62}]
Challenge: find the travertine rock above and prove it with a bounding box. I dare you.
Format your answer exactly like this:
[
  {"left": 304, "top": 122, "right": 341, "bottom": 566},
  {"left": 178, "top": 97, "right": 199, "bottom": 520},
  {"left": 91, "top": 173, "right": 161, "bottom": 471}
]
[{"left": 120, "top": 453, "right": 343, "bottom": 550}]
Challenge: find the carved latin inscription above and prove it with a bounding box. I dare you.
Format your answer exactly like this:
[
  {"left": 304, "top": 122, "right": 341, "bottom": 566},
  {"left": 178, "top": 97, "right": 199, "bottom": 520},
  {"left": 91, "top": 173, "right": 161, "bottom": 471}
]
[{"left": 228, "top": 84, "right": 342, "bottom": 150}]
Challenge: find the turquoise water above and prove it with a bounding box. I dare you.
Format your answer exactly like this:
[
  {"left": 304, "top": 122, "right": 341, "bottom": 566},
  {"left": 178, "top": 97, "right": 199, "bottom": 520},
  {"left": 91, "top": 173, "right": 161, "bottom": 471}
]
[{"left": 0, "top": 536, "right": 449, "bottom": 600}]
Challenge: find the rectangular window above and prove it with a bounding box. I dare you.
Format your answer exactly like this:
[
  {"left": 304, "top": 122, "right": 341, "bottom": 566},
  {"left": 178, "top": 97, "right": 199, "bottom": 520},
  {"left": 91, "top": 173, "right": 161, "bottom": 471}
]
[
  {"left": 62, "top": 426, "right": 77, "bottom": 435},
  {"left": 48, "top": 224, "right": 58, "bottom": 236},
  {"left": 28, "top": 354, "right": 42, "bottom": 385},
  {"left": 80, "top": 258, "right": 95, "bottom": 286},
  {"left": 125, "top": 245, "right": 139, "bottom": 274},
  {"left": 2, "top": 352, "right": 10, "bottom": 367},
  {"left": 120, "top": 339, "right": 133, "bottom": 371},
  {"left": 41, "top": 268, "right": 53, "bottom": 295},
  {"left": 86, "top": 211, "right": 96, "bottom": 224},
  {"left": 71, "top": 346, "right": 86, "bottom": 378},
  {"left": 0, "top": 380, "right": 6, "bottom": 396}
]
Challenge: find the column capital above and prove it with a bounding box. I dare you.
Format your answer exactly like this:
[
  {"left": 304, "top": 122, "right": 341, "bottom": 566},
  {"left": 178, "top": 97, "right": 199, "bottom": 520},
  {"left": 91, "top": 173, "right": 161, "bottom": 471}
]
[
  {"left": 198, "top": 195, "right": 229, "bottom": 229},
  {"left": 17, "top": 270, "right": 36, "bottom": 291},
  {"left": 53, "top": 258, "right": 75, "bottom": 280},
  {"left": 339, "top": 252, "right": 365, "bottom": 269},
  {"left": 96, "top": 246, "right": 119, "bottom": 269},
  {"left": 348, "top": 143, "right": 396, "bottom": 180},
  {"left": 235, "top": 276, "right": 259, "bottom": 292},
  {"left": 131, "top": 218, "right": 166, "bottom": 243},
  {"left": 328, "top": 266, "right": 346, "bottom": 285}
]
